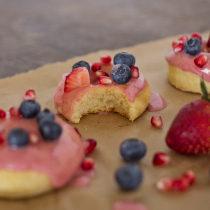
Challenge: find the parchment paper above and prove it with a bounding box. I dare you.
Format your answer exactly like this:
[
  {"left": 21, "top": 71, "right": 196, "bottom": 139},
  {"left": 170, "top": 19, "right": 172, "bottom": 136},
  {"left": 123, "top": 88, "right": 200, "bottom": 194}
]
[{"left": 0, "top": 32, "right": 210, "bottom": 210}]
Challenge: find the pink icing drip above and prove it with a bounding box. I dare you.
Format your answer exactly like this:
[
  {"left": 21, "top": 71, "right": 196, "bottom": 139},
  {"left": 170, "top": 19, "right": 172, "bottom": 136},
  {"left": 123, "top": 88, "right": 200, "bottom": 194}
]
[
  {"left": 112, "top": 201, "right": 148, "bottom": 210},
  {"left": 147, "top": 91, "right": 167, "bottom": 112},
  {"left": 166, "top": 38, "right": 210, "bottom": 82},
  {"left": 0, "top": 117, "right": 84, "bottom": 188}
]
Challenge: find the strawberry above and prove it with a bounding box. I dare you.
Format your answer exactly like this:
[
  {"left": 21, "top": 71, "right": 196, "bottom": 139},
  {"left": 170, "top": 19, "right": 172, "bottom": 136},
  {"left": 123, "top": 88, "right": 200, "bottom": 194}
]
[
  {"left": 64, "top": 67, "right": 90, "bottom": 92},
  {"left": 166, "top": 79, "right": 210, "bottom": 155}
]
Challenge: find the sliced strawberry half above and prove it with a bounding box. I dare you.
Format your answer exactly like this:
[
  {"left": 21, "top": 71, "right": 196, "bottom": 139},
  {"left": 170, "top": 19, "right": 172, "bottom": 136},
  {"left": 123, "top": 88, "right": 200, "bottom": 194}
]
[
  {"left": 194, "top": 55, "right": 208, "bottom": 68},
  {"left": 64, "top": 67, "right": 90, "bottom": 92}
]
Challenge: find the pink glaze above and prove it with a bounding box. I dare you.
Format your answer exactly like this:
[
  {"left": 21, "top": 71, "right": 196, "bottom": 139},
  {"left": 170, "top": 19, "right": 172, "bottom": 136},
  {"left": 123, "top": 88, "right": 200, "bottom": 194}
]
[
  {"left": 0, "top": 117, "right": 84, "bottom": 188},
  {"left": 166, "top": 38, "right": 210, "bottom": 82},
  {"left": 72, "top": 175, "right": 90, "bottom": 188},
  {"left": 112, "top": 201, "right": 148, "bottom": 210},
  {"left": 147, "top": 91, "right": 167, "bottom": 112}
]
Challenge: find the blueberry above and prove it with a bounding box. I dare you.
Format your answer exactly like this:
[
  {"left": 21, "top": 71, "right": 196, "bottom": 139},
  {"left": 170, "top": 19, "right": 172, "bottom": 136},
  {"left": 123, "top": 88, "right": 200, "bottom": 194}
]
[
  {"left": 120, "top": 138, "right": 147, "bottom": 162},
  {"left": 72, "top": 60, "right": 90, "bottom": 71},
  {"left": 19, "top": 100, "right": 40, "bottom": 118},
  {"left": 113, "top": 52, "right": 135, "bottom": 66},
  {"left": 37, "top": 108, "right": 55, "bottom": 123},
  {"left": 8, "top": 128, "right": 29, "bottom": 147},
  {"left": 184, "top": 38, "right": 201, "bottom": 56},
  {"left": 39, "top": 120, "right": 62, "bottom": 141},
  {"left": 110, "top": 64, "right": 132, "bottom": 84},
  {"left": 115, "top": 164, "right": 143, "bottom": 190}
]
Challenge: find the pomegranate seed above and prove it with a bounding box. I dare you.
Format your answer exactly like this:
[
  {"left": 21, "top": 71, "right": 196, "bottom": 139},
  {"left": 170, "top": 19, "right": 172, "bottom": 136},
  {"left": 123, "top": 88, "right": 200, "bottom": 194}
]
[
  {"left": 74, "top": 127, "right": 82, "bottom": 138},
  {"left": 84, "top": 139, "right": 97, "bottom": 155},
  {"left": 23, "top": 89, "right": 36, "bottom": 100},
  {"left": 156, "top": 177, "right": 174, "bottom": 191},
  {"left": 153, "top": 152, "right": 171, "bottom": 166},
  {"left": 172, "top": 40, "right": 183, "bottom": 48},
  {"left": 178, "top": 35, "right": 188, "bottom": 43},
  {"left": 173, "top": 43, "right": 184, "bottom": 53},
  {"left": 0, "top": 133, "right": 4, "bottom": 144},
  {"left": 98, "top": 76, "right": 113, "bottom": 85},
  {"left": 29, "top": 131, "right": 40, "bottom": 144},
  {"left": 91, "top": 61, "right": 101, "bottom": 72},
  {"left": 95, "top": 70, "right": 109, "bottom": 77},
  {"left": 9, "top": 107, "right": 21, "bottom": 117},
  {"left": 207, "top": 35, "right": 210, "bottom": 52},
  {"left": 100, "top": 55, "right": 112, "bottom": 64},
  {"left": 81, "top": 157, "right": 95, "bottom": 170},
  {"left": 172, "top": 178, "right": 189, "bottom": 191},
  {"left": 151, "top": 115, "right": 163, "bottom": 128},
  {"left": 130, "top": 66, "right": 140, "bottom": 79},
  {"left": 190, "top": 32, "right": 202, "bottom": 42},
  {"left": 194, "top": 55, "right": 208, "bottom": 68},
  {"left": 182, "top": 170, "right": 195, "bottom": 185},
  {"left": 0, "top": 109, "right": 6, "bottom": 119}
]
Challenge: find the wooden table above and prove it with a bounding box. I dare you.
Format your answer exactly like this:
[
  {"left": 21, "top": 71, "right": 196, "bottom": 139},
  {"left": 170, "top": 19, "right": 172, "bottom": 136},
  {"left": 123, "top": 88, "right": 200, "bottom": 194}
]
[{"left": 1, "top": 0, "right": 210, "bottom": 78}]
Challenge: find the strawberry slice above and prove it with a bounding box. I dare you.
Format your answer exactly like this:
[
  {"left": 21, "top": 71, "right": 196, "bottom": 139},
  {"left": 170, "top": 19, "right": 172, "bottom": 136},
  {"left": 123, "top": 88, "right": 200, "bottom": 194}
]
[{"left": 64, "top": 67, "right": 90, "bottom": 92}]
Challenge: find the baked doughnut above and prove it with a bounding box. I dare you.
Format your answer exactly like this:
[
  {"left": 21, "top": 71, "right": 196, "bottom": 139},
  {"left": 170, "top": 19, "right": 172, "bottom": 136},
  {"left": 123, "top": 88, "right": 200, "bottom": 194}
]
[
  {"left": 166, "top": 32, "right": 210, "bottom": 93},
  {"left": 0, "top": 100, "right": 84, "bottom": 198},
  {"left": 54, "top": 53, "right": 151, "bottom": 123}
]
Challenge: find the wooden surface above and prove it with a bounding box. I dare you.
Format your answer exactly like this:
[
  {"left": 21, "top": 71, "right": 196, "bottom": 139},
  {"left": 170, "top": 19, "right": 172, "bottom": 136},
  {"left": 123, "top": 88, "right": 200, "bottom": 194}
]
[{"left": 0, "top": 0, "right": 210, "bottom": 78}]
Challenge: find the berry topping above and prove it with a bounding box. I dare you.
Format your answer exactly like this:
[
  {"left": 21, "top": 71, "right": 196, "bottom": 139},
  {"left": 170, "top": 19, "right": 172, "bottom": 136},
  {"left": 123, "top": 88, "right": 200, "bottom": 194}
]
[
  {"left": 84, "top": 139, "right": 97, "bottom": 155},
  {"left": 184, "top": 38, "right": 202, "bottom": 56},
  {"left": 110, "top": 64, "right": 132, "bottom": 84},
  {"left": 8, "top": 128, "right": 29, "bottom": 147},
  {"left": 37, "top": 108, "right": 55, "bottom": 123},
  {"left": 153, "top": 152, "right": 171, "bottom": 166},
  {"left": 23, "top": 89, "right": 36, "bottom": 100},
  {"left": 29, "top": 131, "right": 40, "bottom": 144},
  {"left": 194, "top": 55, "right": 208, "bottom": 68},
  {"left": 95, "top": 70, "right": 109, "bottom": 77},
  {"left": 190, "top": 32, "right": 202, "bottom": 42},
  {"left": 113, "top": 52, "right": 135, "bottom": 66},
  {"left": 9, "top": 107, "right": 21, "bottom": 117},
  {"left": 178, "top": 35, "right": 188, "bottom": 43},
  {"left": 81, "top": 157, "right": 95, "bottom": 170},
  {"left": 64, "top": 67, "right": 90, "bottom": 92},
  {"left": 100, "top": 55, "right": 112, "bottom": 64},
  {"left": 156, "top": 177, "right": 174, "bottom": 191},
  {"left": 0, "top": 109, "right": 6, "bottom": 119},
  {"left": 72, "top": 60, "right": 90, "bottom": 71},
  {"left": 207, "top": 35, "right": 210, "bottom": 52},
  {"left": 98, "top": 76, "right": 113, "bottom": 85},
  {"left": 172, "top": 178, "right": 189, "bottom": 191},
  {"left": 172, "top": 40, "right": 183, "bottom": 48},
  {"left": 130, "top": 66, "right": 140, "bottom": 79},
  {"left": 182, "top": 170, "right": 195, "bottom": 185},
  {"left": 151, "top": 115, "right": 163, "bottom": 128},
  {"left": 91, "top": 61, "right": 101, "bottom": 72},
  {"left": 120, "top": 138, "right": 146, "bottom": 162},
  {"left": 173, "top": 43, "right": 184, "bottom": 53},
  {"left": 39, "top": 120, "right": 62, "bottom": 141},
  {"left": 74, "top": 127, "right": 82, "bottom": 137},
  {"left": 19, "top": 100, "right": 40, "bottom": 119},
  {"left": 115, "top": 164, "right": 143, "bottom": 190}
]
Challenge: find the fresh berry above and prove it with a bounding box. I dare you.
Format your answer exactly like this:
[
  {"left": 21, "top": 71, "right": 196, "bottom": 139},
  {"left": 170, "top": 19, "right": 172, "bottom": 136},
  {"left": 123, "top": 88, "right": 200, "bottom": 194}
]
[
  {"left": 29, "top": 131, "right": 40, "bottom": 144},
  {"left": 178, "top": 35, "right": 188, "bottom": 43},
  {"left": 153, "top": 152, "right": 171, "bottom": 166},
  {"left": 91, "top": 61, "right": 101, "bottom": 72},
  {"left": 184, "top": 38, "right": 202, "bottom": 56},
  {"left": 8, "top": 128, "right": 29, "bottom": 147},
  {"left": 172, "top": 178, "right": 189, "bottom": 191},
  {"left": 113, "top": 52, "right": 135, "bottom": 66},
  {"left": 190, "top": 32, "right": 202, "bottom": 42},
  {"left": 74, "top": 127, "right": 82, "bottom": 137},
  {"left": 207, "top": 35, "right": 210, "bottom": 52},
  {"left": 110, "top": 64, "right": 132, "bottom": 84},
  {"left": 0, "top": 109, "right": 6, "bottom": 119},
  {"left": 173, "top": 43, "right": 184, "bottom": 53},
  {"left": 115, "top": 164, "right": 143, "bottom": 190},
  {"left": 0, "top": 132, "right": 4, "bottom": 144},
  {"left": 156, "top": 177, "right": 174, "bottom": 191},
  {"left": 9, "top": 107, "right": 21, "bottom": 117},
  {"left": 151, "top": 115, "right": 163, "bottom": 128},
  {"left": 183, "top": 170, "right": 195, "bottom": 185},
  {"left": 120, "top": 138, "right": 147, "bottom": 162},
  {"left": 64, "top": 67, "right": 90, "bottom": 92},
  {"left": 81, "top": 157, "right": 95, "bottom": 170},
  {"left": 84, "top": 139, "right": 97, "bottom": 155},
  {"left": 98, "top": 76, "right": 113, "bottom": 85},
  {"left": 194, "top": 55, "right": 208, "bottom": 68},
  {"left": 95, "top": 70, "right": 109, "bottom": 77},
  {"left": 36, "top": 108, "right": 55, "bottom": 123},
  {"left": 19, "top": 100, "right": 40, "bottom": 119},
  {"left": 100, "top": 55, "right": 112, "bottom": 64},
  {"left": 23, "top": 89, "right": 36, "bottom": 100},
  {"left": 172, "top": 40, "right": 183, "bottom": 48},
  {"left": 39, "top": 120, "right": 62, "bottom": 141},
  {"left": 130, "top": 66, "right": 140, "bottom": 79},
  {"left": 72, "top": 60, "right": 90, "bottom": 71}
]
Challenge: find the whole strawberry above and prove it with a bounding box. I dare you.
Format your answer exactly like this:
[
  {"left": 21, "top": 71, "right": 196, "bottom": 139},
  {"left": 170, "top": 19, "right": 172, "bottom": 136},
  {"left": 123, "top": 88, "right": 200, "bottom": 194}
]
[{"left": 166, "top": 79, "right": 210, "bottom": 155}]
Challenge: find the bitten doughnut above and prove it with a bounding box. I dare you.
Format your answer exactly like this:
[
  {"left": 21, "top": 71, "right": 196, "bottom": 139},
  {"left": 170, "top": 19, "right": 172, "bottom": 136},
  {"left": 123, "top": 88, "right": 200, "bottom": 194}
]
[
  {"left": 166, "top": 32, "right": 210, "bottom": 93},
  {"left": 54, "top": 53, "right": 151, "bottom": 123}
]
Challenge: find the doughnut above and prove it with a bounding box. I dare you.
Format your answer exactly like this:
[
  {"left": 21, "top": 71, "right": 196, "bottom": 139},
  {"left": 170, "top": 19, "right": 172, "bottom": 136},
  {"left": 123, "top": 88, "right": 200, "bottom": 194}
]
[{"left": 166, "top": 32, "right": 210, "bottom": 93}]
